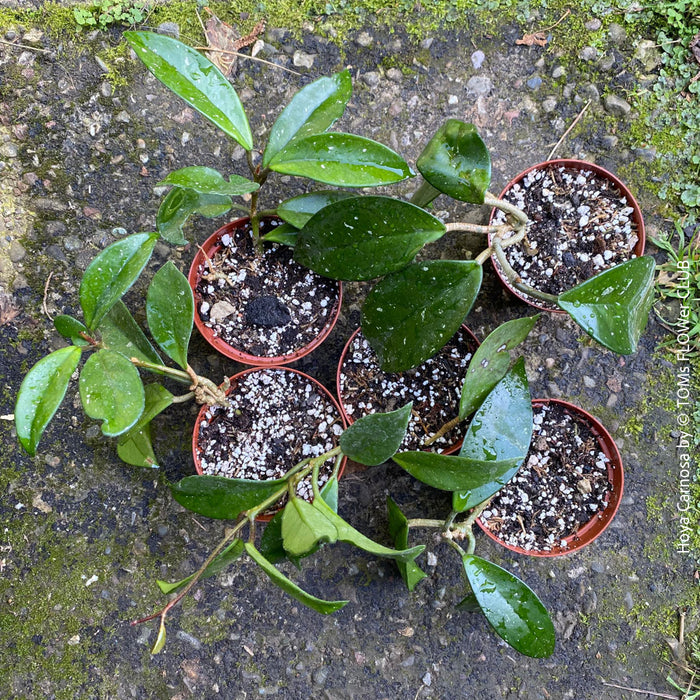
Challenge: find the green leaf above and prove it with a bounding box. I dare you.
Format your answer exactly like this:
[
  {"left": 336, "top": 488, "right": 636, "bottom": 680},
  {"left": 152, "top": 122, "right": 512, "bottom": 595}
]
[
  {"left": 262, "top": 70, "right": 352, "bottom": 168},
  {"left": 15, "top": 346, "right": 82, "bottom": 455},
  {"left": 461, "top": 554, "right": 555, "bottom": 658},
  {"left": 98, "top": 300, "right": 163, "bottom": 366},
  {"left": 362, "top": 260, "right": 483, "bottom": 372},
  {"left": 152, "top": 618, "right": 166, "bottom": 655},
  {"left": 455, "top": 593, "right": 481, "bottom": 612},
  {"left": 453, "top": 358, "right": 532, "bottom": 511},
  {"left": 79, "top": 232, "right": 158, "bottom": 330},
  {"left": 386, "top": 497, "right": 427, "bottom": 591},
  {"left": 281, "top": 496, "right": 338, "bottom": 557},
  {"left": 79, "top": 349, "right": 145, "bottom": 436},
  {"left": 146, "top": 262, "right": 193, "bottom": 370},
  {"left": 157, "top": 187, "right": 232, "bottom": 245},
  {"left": 557, "top": 256, "right": 656, "bottom": 354},
  {"left": 157, "top": 166, "right": 258, "bottom": 196},
  {"left": 294, "top": 196, "right": 446, "bottom": 281},
  {"left": 319, "top": 477, "right": 339, "bottom": 514},
  {"left": 124, "top": 31, "right": 253, "bottom": 150},
  {"left": 260, "top": 222, "right": 299, "bottom": 247},
  {"left": 459, "top": 316, "right": 539, "bottom": 419},
  {"left": 416, "top": 120, "right": 491, "bottom": 204},
  {"left": 276, "top": 191, "right": 355, "bottom": 229},
  {"left": 339, "top": 403, "right": 412, "bottom": 466},
  {"left": 157, "top": 539, "right": 244, "bottom": 595},
  {"left": 170, "top": 474, "right": 287, "bottom": 519},
  {"left": 244, "top": 543, "right": 348, "bottom": 614},
  {"left": 53, "top": 315, "right": 89, "bottom": 346},
  {"left": 269, "top": 133, "right": 414, "bottom": 187}
]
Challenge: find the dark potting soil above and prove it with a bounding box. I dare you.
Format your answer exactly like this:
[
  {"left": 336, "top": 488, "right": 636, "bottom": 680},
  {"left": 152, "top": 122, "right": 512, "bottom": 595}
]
[
  {"left": 492, "top": 164, "right": 639, "bottom": 311},
  {"left": 338, "top": 328, "right": 478, "bottom": 452},
  {"left": 196, "top": 369, "right": 344, "bottom": 506},
  {"left": 479, "top": 402, "right": 613, "bottom": 553},
  {"left": 194, "top": 218, "right": 340, "bottom": 358}
]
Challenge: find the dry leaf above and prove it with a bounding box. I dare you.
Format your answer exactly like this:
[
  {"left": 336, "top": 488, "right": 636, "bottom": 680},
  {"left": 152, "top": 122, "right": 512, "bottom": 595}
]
[
  {"left": 0, "top": 294, "right": 20, "bottom": 325},
  {"left": 690, "top": 31, "right": 700, "bottom": 66},
  {"left": 516, "top": 31, "right": 548, "bottom": 47},
  {"left": 204, "top": 9, "right": 266, "bottom": 77}
]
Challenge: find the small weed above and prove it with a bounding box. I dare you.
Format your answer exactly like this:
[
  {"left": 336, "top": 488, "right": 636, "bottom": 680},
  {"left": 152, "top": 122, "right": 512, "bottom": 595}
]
[{"left": 73, "top": 1, "right": 149, "bottom": 30}]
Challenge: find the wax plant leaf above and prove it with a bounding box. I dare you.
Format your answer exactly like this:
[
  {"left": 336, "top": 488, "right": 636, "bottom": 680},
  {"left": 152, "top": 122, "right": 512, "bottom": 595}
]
[
  {"left": 453, "top": 358, "right": 532, "bottom": 512},
  {"left": 124, "top": 31, "right": 253, "bottom": 150},
  {"left": 15, "top": 346, "right": 82, "bottom": 455},
  {"left": 269, "top": 133, "right": 414, "bottom": 187},
  {"left": 262, "top": 70, "right": 352, "bottom": 168},
  {"left": 156, "top": 187, "right": 232, "bottom": 246},
  {"left": 456, "top": 593, "right": 481, "bottom": 612},
  {"left": 461, "top": 554, "right": 555, "bottom": 658},
  {"left": 276, "top": 191, "right": 355, "bottom": 229},
  {"left": 339, "top": 403, "right": 412, "bottom": 466},
  {"left": 152, "top": 619, "right": 166, "bottom": 655},
  {"left": 386, "top": 497, "right": 427, "bottom": 591},
  {"left": 146, "top": 261, "right": 193, "bottom": 370},
  {"left": 79, "top": 349, "right": 145, "bottom": 436},
  {"left": 362, "top": 260, "right": 483, "bottom": 372},
  {"left": 260, "top": 222, "right": 299, "bottom": 247},
  {"left": 416, "top": 120, "right": 491, "bottom": 204},
  {"left": 557, "top": 256, "right": 656, "bottom": 355},
  {"left": 53, "top": 315, "right": 89, "bottom": 346},
  {"left": 459, "top": 316, "right": 539, "bottom": 419},
  {"left": 281, "top": 496, "right": 338, "bottom": 558},
  {"left": 79, "top": 232, "right": 158, "bottom": 330},
  {"left": 157, "top": 539, "right": 245, "bottom": 595},
  {"left": 170, "top": 474, "right": 287, "bottom": 519},
  {"left": 98, "top": 300, "right": 163, "bottom": 366},
  {"left": 157, "top": 166, "right": 258, "bottom": 196},
  {"left": 294, "top": 196, "right": 445, "bottom": 281}
]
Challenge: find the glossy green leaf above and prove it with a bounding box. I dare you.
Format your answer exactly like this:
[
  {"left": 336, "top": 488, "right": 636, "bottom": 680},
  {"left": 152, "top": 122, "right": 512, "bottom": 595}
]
[
  {"left": 416, "top": 120, "right": 491, "bottom": 204},
  {"left": 282, "top": 496, "right": 338, "bottom": 558},
  {"left": 157, "top": 539, "right": 244, "bottom": 595},
  {"left": 362, "top": 260, "right": 483, "bottom": 372},
  {"left": 79, "top": 349, "right": 145, "bottom": 436},
  {"left": 294, "top": 196, "right": 445, "bottom": 281},
  {"left": 245, "top": 543, "right": 348, "bottom": 614},
  {"left": 152, "top": 619, "right": 166, "bottom": 655},
  {"left": 462, "top": 554, "right": 555, "bottom": 658},
  {"left": 53, "top": 315, "right": 89, "bottom": 346},
  {"left": 124, "top": 31, "right": 253, "bottom": 150},
  {"left": 276, "top": 191, "right": 355, "bottom": 229},
  {"left": 339, "top": 403, "right": 412, "bottom": 466},
  {"left": 386, "top": 497, "right": 427, "bottom": 591},
  {"left": 260, "top": 222, "right": 298, "bottom": 247},
  {"left": 262, "top": 70, "right": 352, "bottom": 168},
  {"left": 98, "top": 300, "right": 163, "bottom": 366},
  {"left": 453, "top": 358, "right": 532, "bottom": 511},
  {"left": 557, "top": 256, "right": 656, "bottom": 355},
  {"left": 170, "top": 474, "right": 287, "bottom": 519},
  {"left": 456, "top": 593, "right": 481, "bottom": 612},
  {"left": 146, "top": 262, "right": 193, "bottom": 370},
  {"left": 157, "top": 187, "right": 232, "bottom": 245},
  {"left": 15, "top": 346, "right": 82, "bottom": 455},
  {"left": 269, "top": 133, "right": 414, "bottom": 187},
  {"left": 157, "top": 166, "right": 258, "bottom": 196},
  {"left": 79, "top": 232, "right": 159, "bottom": 330},
  {"left": 319, "top": 477, "right": 339, "bottom": 514},
  {"left": 459, "top": 316, "right": 539, "bottom": 419}
]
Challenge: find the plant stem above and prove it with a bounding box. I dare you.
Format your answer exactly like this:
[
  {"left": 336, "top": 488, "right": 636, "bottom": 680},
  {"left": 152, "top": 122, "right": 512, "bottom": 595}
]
[
  {"left": 423, "top": 416, "right": 461, "bottom": 447},
  {"left": 129, "top": 358, "right": 191, "bottom": 383},
  {"left": 406, "top": 518, "right": 445, "bottom": 529},
  {"left": 445, "top": 222, "right": 512, "bottom": 236},
  {"left": 474, "top": 228, "right": 527, "bottom": 266},
  {"left": 452, "top": 500, "right": 491, "bottom": 555},
  {"left": 484, "top": 191, "right": 528, "bottom": 231},
  {"left": 410, "top": 179, "right": 442, "bottom": 208},
  {"left": 171, "top": 391, "right": 195, "bottom": 403}
]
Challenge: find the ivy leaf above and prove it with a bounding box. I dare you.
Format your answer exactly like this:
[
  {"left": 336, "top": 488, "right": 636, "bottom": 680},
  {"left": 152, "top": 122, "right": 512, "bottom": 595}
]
[
  {"left": 557, "top": 256, "right": 656, "bottom": 354},
  {"left": 269, "top": 133, "right": 414, "bottom": 187},
  {"left": 53, "top": 315, "right": 89, "bottom": 346},
  {"left": 294, "top": 196, "right": 445, "bottom": 281},
  {"left": 15, "top": 346, "right": 82, "bottom": 455},
  {"left": 146, "top": 262, "right": 193, "bottom": 370},
  {"left": 262, "top": 70, "right": 353, "bottom": 168},
  {"left": 157, "top": 187, "right": 232, "bottom": 245},
  {"left": 276, "top": 191, "right": 355, "bottom": 229},
  {"left": 339, "top": 403, "right": 412, "bottom": 466},
  {"left": 362, "top": 260, "right": 483, "bottom": 372},
  {"left": 79, "top": 232, "right": 158, "bottom": 330},
  {"left": 386, "top": 497, "right": 427, "bottom": 591},
  {"left": 461, "top": 554, "right": 555, "bottom": 658},
  {"left": 79, "top": 349, "right": 145, "bottom": 436},
  {"left": 124, "top": 31, "right": 253, "bottom": 150},
  {"left": 157, "top": 166, "right": 258, "bottom": 196},
  {"left": 416, "top": 120, "right": 491, "bottom": 203},
  {"left": 98, "top": 300, "right": 163, "bottom": 366}
]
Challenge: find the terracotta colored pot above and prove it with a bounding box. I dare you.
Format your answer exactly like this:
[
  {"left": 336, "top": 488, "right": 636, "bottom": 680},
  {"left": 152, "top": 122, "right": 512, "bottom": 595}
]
[
  {"left": 188, "top": 216, "right": 343, "bottom": 365},
  {"left": 192, "top": 366, "right": 347, "bottom": 521},
  {"left": 477, "top": 398, "right": 624, "bottom": 557},
  {"left": 488, "top": 159, "right": 646, "bottom": 313},
  {"left": 336, "top": 325, "right": 481, "bottom": 456}
]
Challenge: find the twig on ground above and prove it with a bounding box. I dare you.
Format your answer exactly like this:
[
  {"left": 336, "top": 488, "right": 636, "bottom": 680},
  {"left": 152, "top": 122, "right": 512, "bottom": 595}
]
[
  {"left": 0, "top": 38, "right": 50, "bottom": 53},
  {"left": 42, "top": 272, "right": 54, "bottom": 320},
  {"left": 601, "top": 680, "right": 678, "bottom": 699},
  {"left": 193, "top": 46, "right": 301, "bottom": 75},
  {"left": 547, "top": 100, "right": 591, "bottom": 161}
]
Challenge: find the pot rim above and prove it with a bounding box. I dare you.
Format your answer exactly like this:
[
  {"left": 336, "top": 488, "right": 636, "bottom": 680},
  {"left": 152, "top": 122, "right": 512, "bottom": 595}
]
[
  {"left": 488, "top": 158, "right": 646, "bottom": 313},
  {"left": 476, "top": 397, "right": 624, "bottom": 557},
  {"left": 192, "top": 365, "right": 348, "bottom": 521},
  {"left": 188, "top": 216, "right": 343, "bottom": 366},
  {"left": 335, "top": 324, "right": 481, "bottom": 456}
]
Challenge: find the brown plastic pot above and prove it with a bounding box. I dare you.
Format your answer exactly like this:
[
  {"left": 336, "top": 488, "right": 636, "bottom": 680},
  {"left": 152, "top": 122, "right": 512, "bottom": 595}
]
[
  {"left": 192, "top": 366, "right": 347, "bottom": 521},
  {"left": 188, "top": 216, "right": 343, "bottom": 365},
  {"left": 477, "top": 398, "right": 624, "bottom": 557},
  {"left": 336, "top": 325, "right": 481, "bottom": 456},
  {"left": 488, "top": 159, "right": 646, "bottom": 313}
]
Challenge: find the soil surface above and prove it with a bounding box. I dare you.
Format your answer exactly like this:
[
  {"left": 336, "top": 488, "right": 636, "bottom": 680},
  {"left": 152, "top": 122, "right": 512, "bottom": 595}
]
[{"left": 0, "top": 4, "right": 698, "bottom": 700}]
